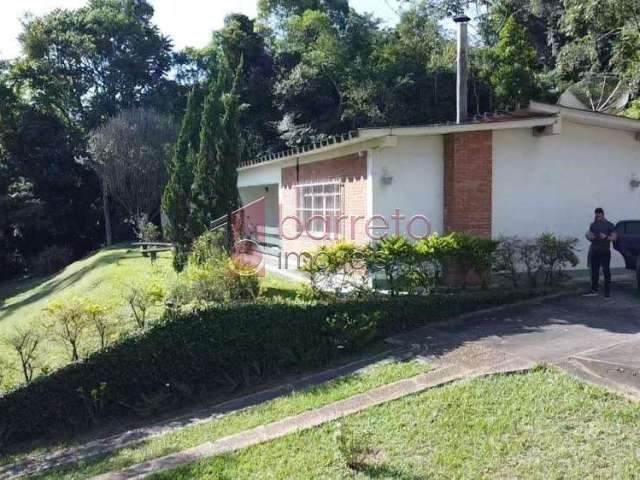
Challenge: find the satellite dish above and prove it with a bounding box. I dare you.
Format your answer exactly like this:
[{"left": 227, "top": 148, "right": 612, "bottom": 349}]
[{"left": 559, "top": 74, "right": 631, "bottom": 114}]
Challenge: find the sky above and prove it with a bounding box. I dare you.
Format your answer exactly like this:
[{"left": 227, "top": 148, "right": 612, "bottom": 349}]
[{"left": 0, "top": 0, "right": 403, "bottom": 60}]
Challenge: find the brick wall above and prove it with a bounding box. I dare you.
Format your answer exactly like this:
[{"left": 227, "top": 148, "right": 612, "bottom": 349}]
[
  {"left": 443, "top": 131, "right": 493, "bottom": 236},
  {"left": 280, "top": 152, "right": 368, "bottom": 265},
  {"left": 443, "top": 131, "right": 493, "bottom": 285}
]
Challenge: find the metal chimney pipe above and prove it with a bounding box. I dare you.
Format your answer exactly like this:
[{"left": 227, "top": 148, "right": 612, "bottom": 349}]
[{"left": 454, "top": 15, "right": 471, "bottom": 124}]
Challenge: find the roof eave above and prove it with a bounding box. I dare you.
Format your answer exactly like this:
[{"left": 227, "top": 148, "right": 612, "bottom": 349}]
[
  {"left": 359, "top": 116, "right": 558, "bottom": 138},
  {"left": 530, "top": 101, "right": 640, "bottom": 132},
  {"left": 237, "top": 133, "right": 385, "bottom": 172},
  {"left": 238, "top": 116, "right": 559, "bottom": 172}
]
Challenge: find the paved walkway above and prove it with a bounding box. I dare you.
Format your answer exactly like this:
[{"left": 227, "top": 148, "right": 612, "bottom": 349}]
[
  {"left": 390, "top": 276, "right": 640, "bottom": 398},
  {"left": 4, "top": 279, "right": 640, "bottom": 479}
]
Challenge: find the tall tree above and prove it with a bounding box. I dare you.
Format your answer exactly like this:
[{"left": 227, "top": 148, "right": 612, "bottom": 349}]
[
  {"left": 490, "top": 16, "right": 541, "bottom": 108},
  {"left": 162, "top": 87, "right": 204, "bottom": 270},
  {"left": 216, "top": 59, "right": 245, "bottom": 246},
  {"left": 193, "top": 73, "right": 226, "bottom": 232},
  {"left": 216, "top": 14, "right": 282, "bottom": 160},
  {"left": 192, "top": 60, "right": 244, "bottom": 238},
  {"left": 12, "top": 0, "right": 180, "bottom": 245},
  {"left": 1, "top": 68, "right": 101, "bottom": 266},
  {"left": 14, "top": 0, "right": 173, "bottom": 130},
  {"left": 89, "top": 108, "right": 178, "bottom": 228}
]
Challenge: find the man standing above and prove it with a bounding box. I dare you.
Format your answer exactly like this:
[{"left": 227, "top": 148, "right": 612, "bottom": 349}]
[{"left": 584, "top": 207, "right": 617, "bottom": 298}]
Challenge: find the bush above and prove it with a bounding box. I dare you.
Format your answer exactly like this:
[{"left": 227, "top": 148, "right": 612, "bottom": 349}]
[
  {"left": 446, "top": 233, "right": 499, "bottom": 288},
  {"left": 45, "top": 298, "right": 90, "bottom": 362},
  {"left": 301, "top": 242, "right": 370, "bottom": 298},
  {"left": 366, "top": 236, "right": 415, "bottom": 296},
  {"left": 29, "top": 246, "right": 73, "bottom": 276},
  {"left": 130, "top": 214, "right": 161, "bottom": 242},
  {"left": 0, "top": 287, "right": 557, "bottom": 447},
  {"left": 188, "top": 230, "right": 227, "bottom": 266},
  {"left": 536, "top": 234, "right": 579, "bottom": 285},
  {"left": 168, "top": 231, "right": 259, "bottom": 306},
  {"left": 304, "top": 233, "right": 498, "bottom": 296},
  {"left": 334, "top": 422, "right": 373, "bottom": 471},
  {"left": 493, "top": 234, "right": 579, "bottom": 287},
  {"left": 125, "top": 280, "right": 165, "bottom": 329}
]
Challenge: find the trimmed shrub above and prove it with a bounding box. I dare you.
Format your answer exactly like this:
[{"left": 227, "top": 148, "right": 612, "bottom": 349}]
[
  {"left": 0, "top": 287, "right": 556, "bottom": 447},
  {"left": 304, "top": 234, "right": 499, "bottom": 296}
]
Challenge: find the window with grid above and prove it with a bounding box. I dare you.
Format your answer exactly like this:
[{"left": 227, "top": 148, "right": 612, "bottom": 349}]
[{"left": 296, "top": 182, "right": 344, "bottom": 236}]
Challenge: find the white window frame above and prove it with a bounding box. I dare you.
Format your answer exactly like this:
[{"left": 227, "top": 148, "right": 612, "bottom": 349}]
[{"left": 295, "top": 181, "right": 344, "bottom": 237}]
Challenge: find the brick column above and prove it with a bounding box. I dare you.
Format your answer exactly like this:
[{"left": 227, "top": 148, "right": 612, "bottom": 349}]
[
  {"left": 443, "top": 131, "right": 493, "bottom": 286},
  {"left": 443, "top": 131, "right": 492, "bottom": 236}
]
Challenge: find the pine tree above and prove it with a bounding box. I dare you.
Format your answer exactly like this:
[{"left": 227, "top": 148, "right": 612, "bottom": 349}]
[
  {"left": 192, "top": 71, "right": 226, "bottom": 233},
  {"left": 216, "top": 57, "right": 245, "bottom": 245},
  {"left": 162, "top": 86, "right": 203, "bottom": 270},
  {"left": 216, "top": 59, "right": 246, "bottom": 220}
]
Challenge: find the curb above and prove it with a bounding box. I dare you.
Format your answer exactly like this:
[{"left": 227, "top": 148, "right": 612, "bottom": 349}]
[
  {"left": 92, "top": 360, "right": 534, "bottom": 480},
  {"left": 0, "top": 347, "right": 409, "bottom": 480}
]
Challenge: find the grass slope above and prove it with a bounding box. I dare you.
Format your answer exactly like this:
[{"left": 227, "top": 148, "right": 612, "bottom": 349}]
[
  {"left": 153, "top": 367, "right": 640, "bottom": 480},
  {"left": 0, "top": 245, "right": 300, "bottom": 390},
  {"left": 0, "top": 246, "right": 175, "bottom": 386}
]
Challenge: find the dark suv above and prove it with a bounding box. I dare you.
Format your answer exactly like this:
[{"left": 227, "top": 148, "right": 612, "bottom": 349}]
[{"left": 613, "top": 220, "right": 640, "bottom": 289}]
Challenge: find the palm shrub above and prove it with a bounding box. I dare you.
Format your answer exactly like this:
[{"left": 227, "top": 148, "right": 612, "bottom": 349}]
[
  {"left": 445, "top": 233, "right": 499, "bottom": 289},
  {"left": 365, "top": 236, "right": 415, "bottom": 296}
]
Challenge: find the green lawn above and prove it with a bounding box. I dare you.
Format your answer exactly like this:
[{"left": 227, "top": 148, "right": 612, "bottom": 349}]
[
  {"left": 30, "top": 357, "right": 430, "bottom": 479},
  {"left": 150, "top": 367, "right": 640, "bottom": 480},
  {"left": 0, "top": 245, "right": 301, "bottom": 390}
]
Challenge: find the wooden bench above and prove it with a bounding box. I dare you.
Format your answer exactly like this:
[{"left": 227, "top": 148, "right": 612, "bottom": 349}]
[{"left": 132, "top": 242, "right": 173, "bottom": 262}]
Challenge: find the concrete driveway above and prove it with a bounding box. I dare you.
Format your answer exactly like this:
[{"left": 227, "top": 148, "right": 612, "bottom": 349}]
[{"left": 391, "top": 276, "right": 640, "bottom": 398}]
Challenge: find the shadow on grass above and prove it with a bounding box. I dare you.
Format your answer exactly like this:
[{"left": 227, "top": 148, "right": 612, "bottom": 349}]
[{"left": 0, "top": 246, "right": 164, "bottom": 320}]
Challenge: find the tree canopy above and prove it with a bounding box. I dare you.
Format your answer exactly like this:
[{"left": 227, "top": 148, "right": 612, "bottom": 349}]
[{"left": 3, "top": 0, "right": 640, "bottom": 280}]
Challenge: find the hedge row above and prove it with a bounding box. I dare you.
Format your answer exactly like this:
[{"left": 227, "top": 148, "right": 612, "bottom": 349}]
[{"left": 0, "top": 288, "right": 556, "bottom": 447}]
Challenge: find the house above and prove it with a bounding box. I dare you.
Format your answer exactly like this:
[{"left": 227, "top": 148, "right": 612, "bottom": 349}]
[{"left": 236, "top": 18, "right": 640, "bottom": 272}]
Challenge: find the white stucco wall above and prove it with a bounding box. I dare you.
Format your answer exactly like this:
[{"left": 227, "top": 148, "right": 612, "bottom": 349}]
[
  {"left": 493, "top": 121, "right": 640, "bottom": 268},
  {"left": 237, "top": 161, "right": 281, "bottom": 188},
  {"left": 239, "top": 184, "right": 279, "bottom": 228},
  {"left": 372, "top": 135, "right": 444, "bottom": 239}
]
